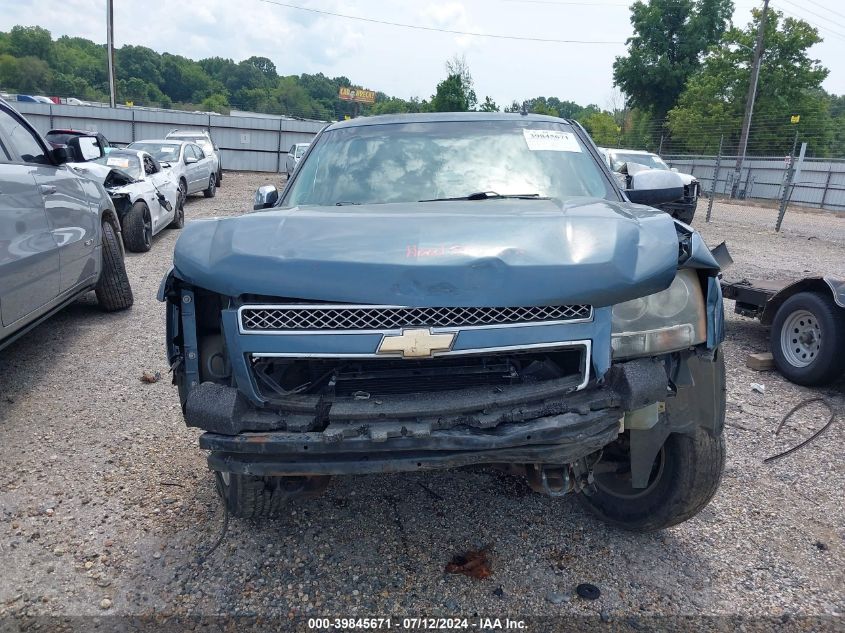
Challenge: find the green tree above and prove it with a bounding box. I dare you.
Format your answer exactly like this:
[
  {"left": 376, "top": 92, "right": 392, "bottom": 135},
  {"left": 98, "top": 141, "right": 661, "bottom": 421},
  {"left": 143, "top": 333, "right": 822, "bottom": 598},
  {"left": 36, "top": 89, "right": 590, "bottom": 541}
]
[
  {"left": 8, "top": 25, "right": 53, "bottom": 61},
  {"left": 667, "top": 10, "right": 832, "bottom": 155},
  {"left": 200, "top": 93, "right": 230, "bottom": 114},
  {"left": 582, "top": 112, "right": 620, "bottom": 146},
  {"left": 0, "top": 54, "right": 50, "bottom": 93},
  {"left": 479, "top": 96, "right": 499, "bottom": 112},
  {"left": 244, "top": 55, "right": 277, "bottom": 80},
  {"left": 431, "top": 74, "right": 471, "bottom": 112},
  {"left": 613, "top": 0, "right": 734, "bottom": 120}
]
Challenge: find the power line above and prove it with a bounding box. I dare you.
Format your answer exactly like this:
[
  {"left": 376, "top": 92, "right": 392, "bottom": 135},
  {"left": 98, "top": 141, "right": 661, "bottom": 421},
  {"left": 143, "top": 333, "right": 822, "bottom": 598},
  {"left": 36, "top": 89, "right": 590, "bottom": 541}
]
[
  {"left": 804, "top": 0, "right": 845, "bottom": 21},
  {"left": 772, "top": 2, "right": 845, "bottom": 41},
  {"left": 258, "top": 0, "right": 626, "bottom": 44},
  {"left": 778, "top": 0, "right": 845, "bottom": 32}
]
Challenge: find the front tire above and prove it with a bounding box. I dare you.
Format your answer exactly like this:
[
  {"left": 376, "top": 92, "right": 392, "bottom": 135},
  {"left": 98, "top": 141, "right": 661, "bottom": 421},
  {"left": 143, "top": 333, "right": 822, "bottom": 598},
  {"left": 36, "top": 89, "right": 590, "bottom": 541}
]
[
  {"left": 771, "top": 291, "right": 845, "bottom": 385},
  {"left": 95, "top": 220, "right": 133, "bottom": 311},
  {"left": 122, "top": 201, "right": 152, "bottom": 252},
  {"left": 168, "top": 194, "right": 184, "bottom": 229},
  {"left": 578, "top": 428, "right": 725, "bottom": 532},
  {"left": 215, "top": 473, "right": 330, "bottom": 519},
  {"left": 203, "top": 174, "right": 216, "bottom": 198}
]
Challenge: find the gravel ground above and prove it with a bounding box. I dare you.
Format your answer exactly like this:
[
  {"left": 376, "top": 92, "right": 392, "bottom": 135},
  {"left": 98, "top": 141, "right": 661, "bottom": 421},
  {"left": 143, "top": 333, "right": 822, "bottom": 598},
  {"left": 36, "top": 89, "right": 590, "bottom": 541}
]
[{"left": 0, "top": 172, "right": 843, "bottom": 629}]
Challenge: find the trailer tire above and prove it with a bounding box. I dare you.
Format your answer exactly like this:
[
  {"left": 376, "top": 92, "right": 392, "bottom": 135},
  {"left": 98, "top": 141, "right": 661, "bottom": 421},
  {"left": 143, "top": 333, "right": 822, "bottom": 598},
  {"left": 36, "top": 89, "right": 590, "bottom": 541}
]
[{"left": 771, "top": 291, "right": 845, "bottom": 385}]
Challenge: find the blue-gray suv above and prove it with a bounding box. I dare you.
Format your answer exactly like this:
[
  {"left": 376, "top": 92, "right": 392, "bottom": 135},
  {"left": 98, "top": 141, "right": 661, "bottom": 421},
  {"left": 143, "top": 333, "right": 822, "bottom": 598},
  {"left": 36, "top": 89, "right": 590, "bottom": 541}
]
[{"left": 161, "top": 113, "right": 725, "bottom": 531}]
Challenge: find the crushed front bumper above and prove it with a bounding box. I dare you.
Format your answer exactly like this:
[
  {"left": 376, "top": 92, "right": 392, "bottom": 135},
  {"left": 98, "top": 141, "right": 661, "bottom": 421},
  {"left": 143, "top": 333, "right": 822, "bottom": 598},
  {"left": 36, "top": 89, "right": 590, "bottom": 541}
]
[{"left": 193, "top": 357, "right": 674, "bottom": 477}]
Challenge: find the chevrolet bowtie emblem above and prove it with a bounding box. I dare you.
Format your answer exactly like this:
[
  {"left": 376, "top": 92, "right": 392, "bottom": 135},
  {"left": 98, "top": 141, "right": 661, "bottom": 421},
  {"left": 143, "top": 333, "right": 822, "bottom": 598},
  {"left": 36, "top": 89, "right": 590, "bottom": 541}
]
[{"left": 377, "top": 328, "right": 456, "bottom": 358}]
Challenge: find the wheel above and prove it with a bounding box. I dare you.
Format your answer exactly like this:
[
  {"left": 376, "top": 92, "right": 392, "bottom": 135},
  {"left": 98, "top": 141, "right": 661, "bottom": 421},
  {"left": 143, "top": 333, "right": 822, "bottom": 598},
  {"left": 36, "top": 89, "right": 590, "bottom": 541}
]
[
  {"left": 577, "top": 428, "right": 725, "bottom": 532},
  {"left": 167, "top": 192, "right": 184, "bottom": 229},
  {"left": 214, "top": 472, "right": 330, "bottom": 519},
  {"left": 95, "top": 220, "right": 133, "bottom": 311},
  {"left": 203, "top": 173, "right": 216, "bottom": 198},
  {"left": 771, "top": 291, "right": 845, "bottom": 385},
  {"left": 122, "top": 201, "right": 152, "bottom": 252},
  {"left": 215, "top": 168, "right": 222, "bottom": 187},
  {"left": 177, "top": 178, "right": 187, "bottom": 206}
]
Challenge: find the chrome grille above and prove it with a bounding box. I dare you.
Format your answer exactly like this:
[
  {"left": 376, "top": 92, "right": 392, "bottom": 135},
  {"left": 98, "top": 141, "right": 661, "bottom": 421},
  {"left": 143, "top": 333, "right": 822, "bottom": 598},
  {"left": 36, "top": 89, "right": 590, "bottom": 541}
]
[{"left": 240, "top": 304, "right": 592, "bottom": 332}]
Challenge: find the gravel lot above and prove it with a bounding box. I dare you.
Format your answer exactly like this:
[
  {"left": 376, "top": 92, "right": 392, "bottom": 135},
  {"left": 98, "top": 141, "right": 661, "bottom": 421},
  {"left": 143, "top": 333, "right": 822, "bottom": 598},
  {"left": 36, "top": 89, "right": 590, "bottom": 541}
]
[{"left": 1, "top": 172, "right": 843, "bottom": 629}]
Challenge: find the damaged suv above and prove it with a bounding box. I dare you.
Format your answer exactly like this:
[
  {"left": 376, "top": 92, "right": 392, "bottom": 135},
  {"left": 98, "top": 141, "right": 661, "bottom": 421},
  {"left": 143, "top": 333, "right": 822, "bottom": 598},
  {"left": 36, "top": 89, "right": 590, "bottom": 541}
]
[{"left": 161, "top": 113, "right": 726, "bottom": 532}]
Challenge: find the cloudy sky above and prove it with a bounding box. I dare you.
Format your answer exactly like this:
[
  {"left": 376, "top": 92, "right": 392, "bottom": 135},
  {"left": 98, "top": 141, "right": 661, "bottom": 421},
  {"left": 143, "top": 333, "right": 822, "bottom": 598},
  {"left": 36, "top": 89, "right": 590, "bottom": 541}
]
[{"left": 1, "top": 0, "right": 844, "bottom": 106}]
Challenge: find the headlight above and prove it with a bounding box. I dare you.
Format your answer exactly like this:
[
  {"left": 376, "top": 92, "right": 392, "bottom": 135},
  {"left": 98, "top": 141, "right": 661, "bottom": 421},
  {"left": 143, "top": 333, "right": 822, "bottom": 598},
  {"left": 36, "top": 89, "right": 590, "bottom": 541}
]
[{"left": 611, "top": 269, "right": 706, "bottom": 359}]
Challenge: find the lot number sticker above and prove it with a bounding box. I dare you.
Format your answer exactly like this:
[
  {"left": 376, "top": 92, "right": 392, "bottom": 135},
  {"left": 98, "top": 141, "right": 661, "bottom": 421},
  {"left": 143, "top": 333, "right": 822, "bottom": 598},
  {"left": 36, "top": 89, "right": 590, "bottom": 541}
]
[{"left": 523, "top": 129, "right": 581, "bottom": 152}]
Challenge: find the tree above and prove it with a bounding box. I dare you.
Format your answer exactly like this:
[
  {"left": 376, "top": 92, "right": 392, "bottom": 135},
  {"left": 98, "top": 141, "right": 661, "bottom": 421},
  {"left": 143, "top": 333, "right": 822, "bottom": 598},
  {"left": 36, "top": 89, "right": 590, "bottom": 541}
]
[
  {"left": 0, "top": 54, "right": 50, "bottom": 93},
  {"left": 479, "top": 96, "right": 499, "bottom": 112},
  {"left": 667, "top": 10, "right": 832, "bottom": 155},
  {"left": 8, "top": 25, "right": 53, "bottom": 61},
  {"left": 244, "top": 55, "right": 277, "bottom": 80},
  {"left": 431, "top": 74, "right": 471, "bottom": 112},
  {"left": 582, "top": 112, "right": 620, "bottom": 146},
  {"left": 613, "top": 0, "right": 734, "bottom": 120}
]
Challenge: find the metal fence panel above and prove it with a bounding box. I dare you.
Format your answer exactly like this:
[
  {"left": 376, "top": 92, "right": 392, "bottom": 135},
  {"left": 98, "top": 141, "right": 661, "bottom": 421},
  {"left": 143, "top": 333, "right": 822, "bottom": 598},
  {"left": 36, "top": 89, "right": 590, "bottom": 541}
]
[
  {"left": 666, "top": 155, "right": 845, "bottom": 212},
  {"left": 14, "top": 102, "right": 323, "bottom": 173}
]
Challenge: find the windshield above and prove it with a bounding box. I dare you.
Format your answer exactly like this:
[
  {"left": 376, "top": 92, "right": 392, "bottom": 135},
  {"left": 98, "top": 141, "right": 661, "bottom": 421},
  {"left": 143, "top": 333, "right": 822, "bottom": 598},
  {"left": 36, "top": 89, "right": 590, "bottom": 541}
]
[
  {"left": 128, "top": 142, "right": 181, "bottom": 163},
  {"left": 93, "top": 153, "right": 142, "bottom": 180},
  {"left": 284, "top": 120, "right": 614, "bottom": 207},
  {"left": 172, "top": 136, "right": 213, "bottom": 154},
  {"left": 611, "top": 152, "right": 669, "bottom": 171},
  {"left": 295, "top": 144, "right": 309, "bottom": 158}
]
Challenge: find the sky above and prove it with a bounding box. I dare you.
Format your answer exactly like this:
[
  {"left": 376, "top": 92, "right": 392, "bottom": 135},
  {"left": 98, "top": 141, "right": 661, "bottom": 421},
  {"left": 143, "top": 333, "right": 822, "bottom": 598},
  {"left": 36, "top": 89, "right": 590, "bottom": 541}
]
[{"left": 1, "top": 0, "right": 844, "bottom": 107}]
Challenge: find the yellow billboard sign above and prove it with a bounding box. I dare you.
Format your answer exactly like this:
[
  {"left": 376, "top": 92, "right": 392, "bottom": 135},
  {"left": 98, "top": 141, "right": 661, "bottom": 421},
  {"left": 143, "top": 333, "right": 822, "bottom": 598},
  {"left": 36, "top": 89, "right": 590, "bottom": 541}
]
[
  {"left": 339, "top": 87, "right": 376, "bottom": 104},
  {"left": 790, "top": 115, "right": 800, "bottom": 124}
]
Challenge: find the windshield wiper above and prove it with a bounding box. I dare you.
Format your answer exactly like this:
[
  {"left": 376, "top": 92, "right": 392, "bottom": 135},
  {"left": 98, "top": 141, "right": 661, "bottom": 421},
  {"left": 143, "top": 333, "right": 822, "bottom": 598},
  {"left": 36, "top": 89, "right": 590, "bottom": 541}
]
[
  {"left": 420, "top": 191, "right": 548, "bottom": 202},
  {"left": 335, "top": 201, "right": 361, "bottom": 206}
]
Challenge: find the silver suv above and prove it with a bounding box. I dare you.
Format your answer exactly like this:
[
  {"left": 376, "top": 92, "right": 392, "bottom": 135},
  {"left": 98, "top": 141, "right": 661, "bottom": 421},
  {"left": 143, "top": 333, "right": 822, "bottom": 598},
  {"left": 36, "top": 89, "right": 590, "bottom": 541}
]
[{"left": 0, "top": 99, "right": 133, "bottom": 351}]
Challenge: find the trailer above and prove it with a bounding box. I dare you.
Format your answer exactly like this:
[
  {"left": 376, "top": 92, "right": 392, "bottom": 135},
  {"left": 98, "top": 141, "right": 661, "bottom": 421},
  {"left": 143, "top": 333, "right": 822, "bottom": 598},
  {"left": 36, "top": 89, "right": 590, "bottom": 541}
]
[{"left": 721, "top": 275, "right": 845, "bottom": 386}]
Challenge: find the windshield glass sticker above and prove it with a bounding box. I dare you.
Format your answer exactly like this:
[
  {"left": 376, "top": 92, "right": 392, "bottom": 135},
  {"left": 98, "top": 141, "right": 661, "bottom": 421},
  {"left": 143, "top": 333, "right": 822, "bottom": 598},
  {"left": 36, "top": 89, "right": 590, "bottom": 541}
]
[
  {"left": 106, "top": 157, "right": 130, "bottom": 168},
  {"left": 161, "top": 146, "right": 176, "bottom": 153},
  {"left": 523, "top": 129, "right": 581, "bottom": 152}
]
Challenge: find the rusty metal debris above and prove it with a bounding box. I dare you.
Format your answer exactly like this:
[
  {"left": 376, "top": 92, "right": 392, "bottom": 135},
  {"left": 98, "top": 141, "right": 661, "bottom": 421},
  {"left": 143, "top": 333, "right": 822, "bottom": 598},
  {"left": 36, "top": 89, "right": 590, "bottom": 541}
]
[
  {"left": 140, "top": 370, "right": 162, "bottom": 384},
  {"left": 445, "top": 549, "right": 492, "bottom": 579}
]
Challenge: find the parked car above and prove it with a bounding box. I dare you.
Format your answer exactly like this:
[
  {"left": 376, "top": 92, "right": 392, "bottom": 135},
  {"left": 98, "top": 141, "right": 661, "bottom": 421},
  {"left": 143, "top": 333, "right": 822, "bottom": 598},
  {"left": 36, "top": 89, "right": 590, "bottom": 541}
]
[
  {"left": 164, "top": 129, "right": 222, "bottom": 187},
  {"left": 69, "top": 150, "right": 181, "bottom": 252},
  {"left": 161, "top": 113, "right": 726, "bottom": 531},
  {"left": 284, "top": 142, "right": 310, "bottom": 177},
  {"left": 599, "top": 148, "right": 699, "bottom": 224},
  {"left": 127, "top": 139, "right": 218, "bottom": 206},
  {"left": 0, "top": 98, "right": 133, "bottom": 351},
  {"left": 46, "top": 128, "right": 112, "bottom": 157}
]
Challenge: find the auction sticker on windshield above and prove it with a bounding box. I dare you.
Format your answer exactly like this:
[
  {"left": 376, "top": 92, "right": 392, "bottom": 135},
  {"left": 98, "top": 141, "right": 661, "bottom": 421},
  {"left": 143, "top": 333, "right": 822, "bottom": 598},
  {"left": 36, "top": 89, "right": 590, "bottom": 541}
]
[
  {"left": 523, "top": 129, "right": 581, "bottom": 152},
  {"left": 106, "top": 157, "right": 130, "bottom": 168}
]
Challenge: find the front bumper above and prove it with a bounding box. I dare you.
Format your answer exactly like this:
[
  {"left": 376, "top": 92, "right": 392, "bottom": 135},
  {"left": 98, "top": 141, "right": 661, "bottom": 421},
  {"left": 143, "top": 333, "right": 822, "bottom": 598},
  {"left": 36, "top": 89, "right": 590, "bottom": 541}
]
[{"left": 192, "top": 356, "right": 673, "bottom": 476}]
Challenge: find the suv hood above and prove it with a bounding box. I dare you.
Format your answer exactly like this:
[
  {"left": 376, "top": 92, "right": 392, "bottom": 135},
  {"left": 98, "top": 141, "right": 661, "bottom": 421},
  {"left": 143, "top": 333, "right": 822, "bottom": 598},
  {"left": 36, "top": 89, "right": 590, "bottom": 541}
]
[{"left": 172, "top": 198, "right": 682, "bottom": 307}]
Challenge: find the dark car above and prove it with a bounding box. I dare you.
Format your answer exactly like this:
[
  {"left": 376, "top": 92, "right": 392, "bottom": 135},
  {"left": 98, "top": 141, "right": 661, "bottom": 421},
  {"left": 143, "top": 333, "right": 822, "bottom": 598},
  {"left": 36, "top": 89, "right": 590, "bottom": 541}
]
[
  {"left": 0, "top": 99, "right": 133, "bottom": 351},
  {"left": 46, "top": 128, "right": 112, "bottom": 159},
  {"left": 160, "top": 113, "right": 726, "bottom": 532}
]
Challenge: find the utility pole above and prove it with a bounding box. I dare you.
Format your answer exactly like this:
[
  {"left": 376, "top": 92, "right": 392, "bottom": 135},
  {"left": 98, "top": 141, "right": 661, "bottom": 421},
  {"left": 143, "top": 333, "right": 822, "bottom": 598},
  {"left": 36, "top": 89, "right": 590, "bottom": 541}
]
[
  {"left": 731, "top": 0, "right": 769, "bottom": 198},
  {"left": 106, "top": 0, "right": 116, "bottom": 108}
]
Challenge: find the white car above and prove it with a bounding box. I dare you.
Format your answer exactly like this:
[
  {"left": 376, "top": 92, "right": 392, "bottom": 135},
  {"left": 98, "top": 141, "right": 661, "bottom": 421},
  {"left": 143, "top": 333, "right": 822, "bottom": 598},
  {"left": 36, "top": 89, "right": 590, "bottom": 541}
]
[
  {"left": 598, "top": 147, "right": 699, "bottom": 224},
  {"left": 165, "top": 129, "right": 222, "bottom": 187},
  {"left": 127, "top": 139, "right": 218, "bottom": 207},
  {"left": 69, "top": 150, "right": 181, "bottom": 252},
  {"left": 285, "top": 142, "right": 310, "bottom": 177}
]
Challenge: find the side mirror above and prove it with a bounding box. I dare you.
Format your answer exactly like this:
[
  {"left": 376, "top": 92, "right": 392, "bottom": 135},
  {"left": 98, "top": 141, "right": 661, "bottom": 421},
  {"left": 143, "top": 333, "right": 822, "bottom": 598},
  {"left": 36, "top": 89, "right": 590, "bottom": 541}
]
[
  {"left": 254, "top": 184, "right": 279, "bottom": 210},
  {"left": 185, "top": 156, "right": 198, "bottom": 165},
  {"left": 51, "top": 146, "right": 70, "bottom": 164},
  {"left": 625, "top": 169, "right": 684, "bottom": 206},
  {"left": 66, "top": 135, "right": 103, "bottom": 162}
]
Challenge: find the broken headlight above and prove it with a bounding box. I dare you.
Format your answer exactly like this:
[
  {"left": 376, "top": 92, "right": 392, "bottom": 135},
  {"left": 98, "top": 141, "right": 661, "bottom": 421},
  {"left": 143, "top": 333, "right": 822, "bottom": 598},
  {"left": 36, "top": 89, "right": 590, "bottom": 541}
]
[{"left": 611, "top": 269, "right": 706, "bottom": 359}]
